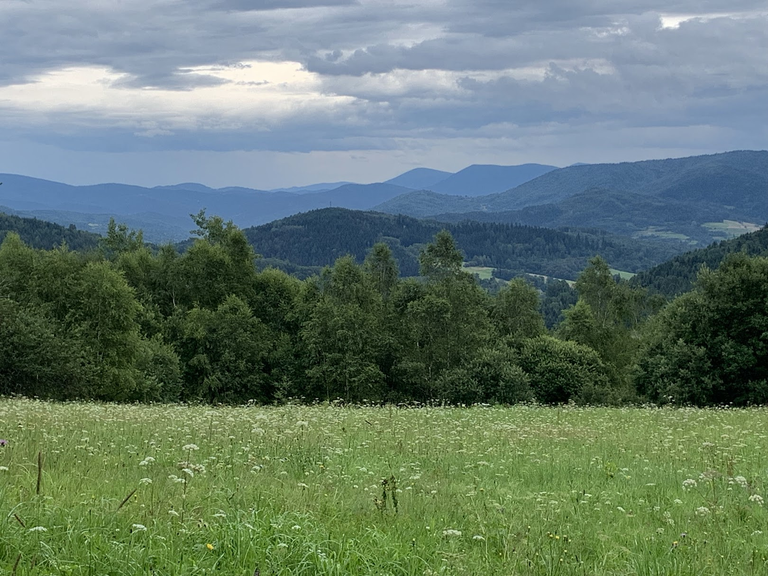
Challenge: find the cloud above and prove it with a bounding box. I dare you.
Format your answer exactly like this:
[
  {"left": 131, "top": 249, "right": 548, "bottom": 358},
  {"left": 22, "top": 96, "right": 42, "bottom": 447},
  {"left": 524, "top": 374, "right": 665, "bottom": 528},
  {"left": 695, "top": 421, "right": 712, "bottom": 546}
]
[{"left": 0, "top": 0, "right": 765, "bottom": 177}]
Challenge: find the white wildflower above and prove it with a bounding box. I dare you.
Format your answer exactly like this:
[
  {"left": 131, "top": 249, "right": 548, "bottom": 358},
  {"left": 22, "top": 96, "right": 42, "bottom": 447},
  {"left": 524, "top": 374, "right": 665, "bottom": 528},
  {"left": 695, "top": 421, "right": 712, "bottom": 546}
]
[
  {"left": 139, "top": 457, "right": 155, "bottom": 466},
  {"left": 181, "top": 468, "right": 194, "bottom": 478},
  {"left": 734, "top": 476, "right": 748, "bottom": 489},
  {"left": 182, "top": 444, "right": 199, "bottom": 452},
  {"left": 28, "top": 526, "right": 47, "bottom": 532},
  {"left": 442, "top": 529, "right": 462, "bottom": 537},
  {"left": 0, "top": 466, "right": 8, "bottom": 472},
  {"left": 131, "top": 524, "right": 147, "bottom": 532},
  {"left": 695, "top": 506, "right": 711, "bottom": 516},
  {"left": 682, "top": 479, "right": 697, "bottom": 490},
  {"left": 139, "top": 478, "right": 152, "bottom": 485},
  {"left": 472, "top": 535, "right": 485, "bottom": 541},
  {"left": 749, "top": 494, "right": 764, "bottom": 506}
]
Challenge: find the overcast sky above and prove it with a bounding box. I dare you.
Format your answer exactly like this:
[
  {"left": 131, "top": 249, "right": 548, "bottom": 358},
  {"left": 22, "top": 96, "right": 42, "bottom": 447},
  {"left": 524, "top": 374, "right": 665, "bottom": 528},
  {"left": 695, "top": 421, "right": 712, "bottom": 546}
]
[{"left": 0, "top": 0, "right": 766, "bottom": 188}]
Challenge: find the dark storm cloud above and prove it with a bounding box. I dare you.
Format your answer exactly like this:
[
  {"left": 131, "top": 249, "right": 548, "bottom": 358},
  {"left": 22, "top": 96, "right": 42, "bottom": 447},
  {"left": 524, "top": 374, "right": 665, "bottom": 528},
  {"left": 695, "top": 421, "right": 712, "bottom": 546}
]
[{"left": 0, "top": 0, "right": 766, "bottom": 154}]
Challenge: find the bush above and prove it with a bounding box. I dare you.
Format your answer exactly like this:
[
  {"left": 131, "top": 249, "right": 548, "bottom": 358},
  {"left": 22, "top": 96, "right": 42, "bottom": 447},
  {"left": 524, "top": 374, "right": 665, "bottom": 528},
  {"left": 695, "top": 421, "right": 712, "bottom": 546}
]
[{"left": 518, "top": 336, "right": 610, "bottom": 404}]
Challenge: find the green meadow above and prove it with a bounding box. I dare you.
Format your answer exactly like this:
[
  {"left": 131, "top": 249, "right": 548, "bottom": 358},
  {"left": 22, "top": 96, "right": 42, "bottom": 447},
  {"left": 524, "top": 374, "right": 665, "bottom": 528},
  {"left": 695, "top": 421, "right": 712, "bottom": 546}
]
[{"left": 2, "top": 400, "right": 768, "bottom": 575}]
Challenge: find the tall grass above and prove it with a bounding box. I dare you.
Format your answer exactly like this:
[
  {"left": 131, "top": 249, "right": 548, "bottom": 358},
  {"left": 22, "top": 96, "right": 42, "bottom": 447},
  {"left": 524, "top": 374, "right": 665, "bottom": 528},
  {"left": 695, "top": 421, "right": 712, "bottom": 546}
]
[{"left": 1, "top": 399, "right": 767, "bottom": 575}]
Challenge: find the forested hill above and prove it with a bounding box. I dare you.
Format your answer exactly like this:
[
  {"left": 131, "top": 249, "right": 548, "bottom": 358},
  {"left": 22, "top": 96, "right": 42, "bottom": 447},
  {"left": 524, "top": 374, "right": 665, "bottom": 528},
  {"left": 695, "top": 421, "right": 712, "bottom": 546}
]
[
  {"left": 633, "top": 225, "right": 768, "bottom": 297},
  {"left": 244, "top": 208, "right": 683, "bottom": 280},
  {"left": 0, "top": 209, "right": 100, "bottom": 251},
  {"left": 375, "top": 150, "right": 768, "bottom": 246}
]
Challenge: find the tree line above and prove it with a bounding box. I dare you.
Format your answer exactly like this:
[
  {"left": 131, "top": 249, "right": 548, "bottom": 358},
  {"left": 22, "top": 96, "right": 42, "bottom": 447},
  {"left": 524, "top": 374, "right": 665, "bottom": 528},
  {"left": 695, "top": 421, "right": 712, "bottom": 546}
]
[{"left": 1, "top": 213, "right": 766, "bottom": 407}]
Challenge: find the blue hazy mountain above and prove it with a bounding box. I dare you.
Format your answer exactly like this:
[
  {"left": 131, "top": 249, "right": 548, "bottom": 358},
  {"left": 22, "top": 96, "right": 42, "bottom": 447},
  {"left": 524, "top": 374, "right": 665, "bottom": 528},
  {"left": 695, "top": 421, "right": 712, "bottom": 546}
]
[
  {"left": 268, "top": 182, "right": 354, "bottom": 193},
  {"left": 384, "top": 168, "right": 453, "bottom": 190},
  {"left": 0, "top": 174, "right": 413, "bottom": 242},
  {"left": 429, "top": 164, "right": 558, "bottom": 196}
]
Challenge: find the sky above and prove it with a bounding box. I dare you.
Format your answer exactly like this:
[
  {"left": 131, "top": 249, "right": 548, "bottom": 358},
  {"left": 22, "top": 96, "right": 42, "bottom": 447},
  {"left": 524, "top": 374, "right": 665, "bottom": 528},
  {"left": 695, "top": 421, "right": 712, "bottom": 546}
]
[{"left": 0, "top": 0, "right": 766, "bottom": 189}]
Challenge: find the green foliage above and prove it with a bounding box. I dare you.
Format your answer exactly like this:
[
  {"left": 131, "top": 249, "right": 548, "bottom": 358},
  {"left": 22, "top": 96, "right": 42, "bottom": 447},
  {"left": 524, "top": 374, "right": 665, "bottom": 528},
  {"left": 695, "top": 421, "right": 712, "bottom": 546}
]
[
  {"left": 0, "top": 300, "right": 86, "bottom": 398},
  {"left": 134, "top": 335, "right": 183, "bottom": 402},
  {"left": 635, "top": 253, "right": 768, "bottom": 405},
  {"left": 101, "top": 217, "right": 145, "bottom": 258},
  {"left": 364, "top": 242, "right": 399, "bottom": 300},
  {"left": 491, "top": 278, "right": 545, "bottom": 339},
  {"left": 418, "top": 229, "right": 464, "bottom": 280},
  {"left": 302, "top": 257, "right": 386, "bottom": 401},
  {"left": 540, "top": 279, "right": 578, "bottom": 328},
  {"left": 558, "top": 257, "right": 660, "bottom": 396},
  {"left": 518, "top": 336, "right": 610, "bottom": 404},
  {"left": 178, "top": 295, "right": 271, "bottom": 403},
  {"left": 0, "top": 233, "right": 150, "bottom": 400},
  {"left": 438, "top": 346, "right": 532, "bottom": 405},
  {"left": 4, "top": 210, "right": 768, "bottom": 409}
]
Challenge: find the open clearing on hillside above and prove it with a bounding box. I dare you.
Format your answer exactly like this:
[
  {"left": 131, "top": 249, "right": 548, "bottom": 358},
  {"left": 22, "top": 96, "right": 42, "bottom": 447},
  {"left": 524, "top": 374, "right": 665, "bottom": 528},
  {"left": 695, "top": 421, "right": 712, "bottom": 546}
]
[
  {"left": 703, "top": 220, "right": 762, "bottom": 238},
  {"left": 462, "top": 265, "right": 494, "bottom": 280},
  {"left": 632, "top": 227, "right": 695, "bottom": 243},
  {"left": 2, "top": 400, "right": 768, "bottom": 575}
]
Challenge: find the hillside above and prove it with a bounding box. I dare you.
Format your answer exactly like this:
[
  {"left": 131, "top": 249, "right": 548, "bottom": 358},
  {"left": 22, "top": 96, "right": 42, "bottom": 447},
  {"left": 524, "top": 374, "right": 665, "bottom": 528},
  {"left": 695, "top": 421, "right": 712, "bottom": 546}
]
[
  {"left": 244, "top": 208, "right": 682, "bottom": 280},
  {"left": 375, "top": 151, "right": 768, "bottom": 246},
  {"left": 429, "top": 163, "right": 557, "bottom": 196},
  {"left": 430, "top": 188, "right": 755, "bottom": 246},
  {"left": 384, "top": 168, "right": 452, "bottom": 189},
  {"left": 632, "top": 225, "right": 768, "bottom": 297},
  {"left": 0, "top": 209, "right": 101, "bottom": 251}
]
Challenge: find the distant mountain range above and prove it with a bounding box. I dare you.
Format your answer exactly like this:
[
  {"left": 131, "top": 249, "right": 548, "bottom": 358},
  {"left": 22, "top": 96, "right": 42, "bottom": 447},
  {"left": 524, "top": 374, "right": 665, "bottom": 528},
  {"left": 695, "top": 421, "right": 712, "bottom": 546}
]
[
  {"left": 0, "top": 163, "right": 554, "bottom": 242},
  {"left": 375, "top": 151, "right": 768, "bottom": 246},
  {"left": 1, "top": 151, "right": 765, "bottom": 247}
]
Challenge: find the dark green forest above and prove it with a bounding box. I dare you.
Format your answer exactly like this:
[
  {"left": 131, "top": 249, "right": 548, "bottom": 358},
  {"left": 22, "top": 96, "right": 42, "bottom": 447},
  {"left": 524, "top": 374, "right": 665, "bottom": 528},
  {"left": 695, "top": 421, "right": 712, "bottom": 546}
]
[
  {"left": 0, "top": 210, "right": 100, "bottom": 252},
  {"left": 2, "top": 212, "right": 766, "bottom": 407},
  {"left": 633, "top": 225, "right": 768, "bottom": 297},
  {"left": 243, "top": 208, "right": 682, "bottom": 279}
]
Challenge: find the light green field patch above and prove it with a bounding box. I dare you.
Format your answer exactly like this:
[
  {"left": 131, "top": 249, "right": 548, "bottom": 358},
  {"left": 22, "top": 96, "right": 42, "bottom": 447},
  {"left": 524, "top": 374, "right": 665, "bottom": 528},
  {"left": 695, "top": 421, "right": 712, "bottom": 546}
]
[
  {"left": 609, "top": 268, "right": 635, "bottom": 280},
  {"left": 463, "top": 265, "right": 494, "bottom": 280},
  {"left": 3, "top": 400, "right": 768, "bottom": 575},
  {"left": 633, "top": 226, "right": 693, "bottom": 242},
  {"left": 525, "top": 272, "right": 575, "bottom": 287},
  {"left": 702, "top": 220, "right": 761, "bottom": 238}
]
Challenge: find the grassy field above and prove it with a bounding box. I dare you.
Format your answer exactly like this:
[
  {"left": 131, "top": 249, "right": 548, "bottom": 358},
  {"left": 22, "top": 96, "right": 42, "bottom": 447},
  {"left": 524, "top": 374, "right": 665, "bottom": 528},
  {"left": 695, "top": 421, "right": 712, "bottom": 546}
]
[
  {"left": 2, "top": 400, "right": 768, "bottom": 575},
  {"left": 463, "top": 265, "right": 495, "bottom": 280},
  {"left": 609, "top": 268, "right": 636, "bottom": 281},
  {"left": 702, "top": 220, "right": 762, "bottom": 239}
]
